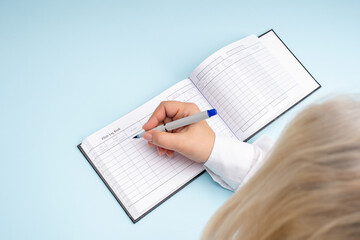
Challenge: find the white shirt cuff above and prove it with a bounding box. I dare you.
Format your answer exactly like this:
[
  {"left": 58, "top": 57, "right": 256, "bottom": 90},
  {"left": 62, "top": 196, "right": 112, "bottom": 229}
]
[{"left": 204, "top": 134, "right": 273, "bottom": 191}]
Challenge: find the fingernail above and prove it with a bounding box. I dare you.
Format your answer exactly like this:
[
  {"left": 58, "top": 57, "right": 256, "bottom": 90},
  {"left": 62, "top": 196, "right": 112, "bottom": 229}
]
[{"left": 144, "top": 133, "right": 152, "bottom": 141}]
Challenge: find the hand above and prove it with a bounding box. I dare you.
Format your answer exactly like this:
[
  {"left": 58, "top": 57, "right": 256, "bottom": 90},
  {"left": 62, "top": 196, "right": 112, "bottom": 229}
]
[{"left": 142, "top": 101, "right": 215, "bottom": 163}]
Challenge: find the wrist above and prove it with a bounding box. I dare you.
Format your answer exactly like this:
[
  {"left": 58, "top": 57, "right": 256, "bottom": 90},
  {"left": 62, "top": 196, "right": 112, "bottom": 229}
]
[{"left": 202, "top": 130, "right": 216, "bottom": 163}]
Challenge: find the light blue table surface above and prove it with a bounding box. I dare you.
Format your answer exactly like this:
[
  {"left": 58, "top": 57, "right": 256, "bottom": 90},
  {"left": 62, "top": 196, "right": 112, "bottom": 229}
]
[{"left": 1, "top": 0, "right": 359, "bottom": 239}]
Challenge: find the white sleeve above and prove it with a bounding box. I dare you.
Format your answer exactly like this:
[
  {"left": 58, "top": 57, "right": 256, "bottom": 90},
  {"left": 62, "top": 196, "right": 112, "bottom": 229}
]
[{"left": 203, "top": 134, "right": 274, "bottom": 191}]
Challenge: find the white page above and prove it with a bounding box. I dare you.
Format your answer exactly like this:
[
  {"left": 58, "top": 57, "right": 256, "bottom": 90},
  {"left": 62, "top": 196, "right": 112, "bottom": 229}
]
[
  {"left": 190, "top": 32, "right": 319, "bottom": 140},
  {"left": 259, "top": 31, "right": 319, "bottom": 94},
  {"left": 81, "top": 79, "right": 235, "bottom": 221}
]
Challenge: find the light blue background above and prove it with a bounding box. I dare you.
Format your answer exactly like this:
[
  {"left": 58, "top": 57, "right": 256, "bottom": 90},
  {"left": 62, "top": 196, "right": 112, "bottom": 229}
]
[{"left": 1, "top": 0, "right": 359, "bottom": 239}]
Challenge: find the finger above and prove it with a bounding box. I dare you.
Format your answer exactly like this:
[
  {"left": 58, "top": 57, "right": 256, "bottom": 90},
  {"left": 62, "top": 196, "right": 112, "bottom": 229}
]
[
  {"left": 157, "top": 146, "right": 167, "bottom": 156},
  {"left": 143, "top": 101, "right": 181, "bottom": 131},
  {"left": 142, "top": 101, "right": 200, "bottom": 131},
  {"left": 172, "top": 126, "right": 186, "bottom": 133},
  {"left": 164, "top": 117, "right": 172, "bottom": 124},
  {"left": 148, "top": 141, "right": 155, "bottom": 147},
  {"left": 166, "top": 150, "right": 174, "bottom": 158},
  {"left": 172, "top": 103, "right": 200, "bottom": 121},
  {"left": 151, "top": 130, "right": 184, "bottom": 152}
]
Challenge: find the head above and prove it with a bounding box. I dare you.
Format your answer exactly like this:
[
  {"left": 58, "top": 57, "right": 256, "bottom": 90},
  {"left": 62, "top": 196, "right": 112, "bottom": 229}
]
[{"left": 202, "top": 95, "right": 360, "bottom": 240}]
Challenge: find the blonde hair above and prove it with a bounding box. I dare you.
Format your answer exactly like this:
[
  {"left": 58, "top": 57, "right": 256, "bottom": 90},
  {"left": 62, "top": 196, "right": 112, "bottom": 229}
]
[{"left": 202, "top": 95, "right": 360, "bottom": 240}]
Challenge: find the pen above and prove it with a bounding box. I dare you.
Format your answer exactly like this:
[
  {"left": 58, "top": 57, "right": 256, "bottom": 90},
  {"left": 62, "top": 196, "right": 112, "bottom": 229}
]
[{"left": 133, "top": 109, "right": 217, "bottom": 139}]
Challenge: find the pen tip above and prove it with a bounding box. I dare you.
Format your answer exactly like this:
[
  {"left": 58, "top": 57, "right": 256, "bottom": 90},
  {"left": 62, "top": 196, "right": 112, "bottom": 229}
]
[{"left": 133, "top": 135, "right": 138, "bottom": 139}]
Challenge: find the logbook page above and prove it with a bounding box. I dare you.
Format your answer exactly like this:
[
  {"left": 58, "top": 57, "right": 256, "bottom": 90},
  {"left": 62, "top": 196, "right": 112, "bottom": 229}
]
[
  {"left": 80, "top": 79, "right": 235, "bottom": 222},
  {"left": 190, "top": 32, "right": 319, "bottom": 141}
]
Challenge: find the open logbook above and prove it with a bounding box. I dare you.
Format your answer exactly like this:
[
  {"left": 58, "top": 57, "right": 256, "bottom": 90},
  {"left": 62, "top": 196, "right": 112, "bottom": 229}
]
[{"left": 78, "top": 30, "right": 320, "bottom": 223}]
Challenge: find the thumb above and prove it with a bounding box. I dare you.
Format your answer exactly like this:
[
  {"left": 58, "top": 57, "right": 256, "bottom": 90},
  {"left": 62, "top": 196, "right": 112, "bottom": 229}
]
[{"left": 145, "top": 130, "right": 183, "bottom": 152}]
